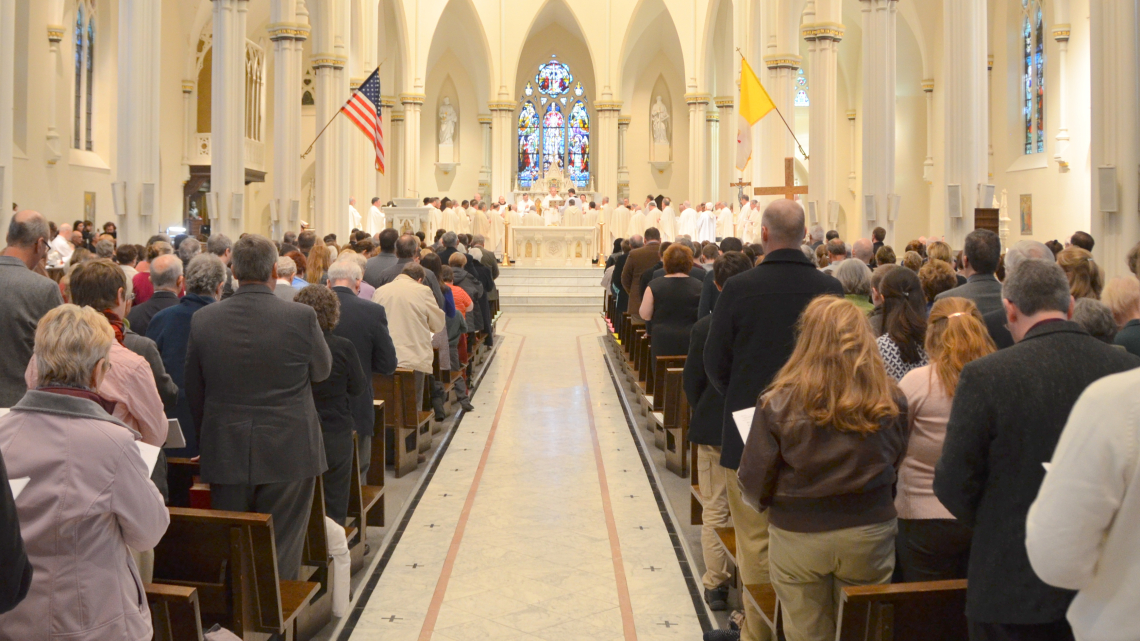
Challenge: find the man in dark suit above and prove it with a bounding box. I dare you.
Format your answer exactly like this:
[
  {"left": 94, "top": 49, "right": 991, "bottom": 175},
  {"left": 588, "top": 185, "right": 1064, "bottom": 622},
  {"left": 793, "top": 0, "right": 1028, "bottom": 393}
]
[
  {"left": 126, "top": 254, "right": 182, "bottom": 336},
  {"left": 375, "top": 234, "right": 446, "bottom": 308},
  {"left": 934, "top": 229, "right": 1004, "bottom": 317},
  {"left": 328, "top": 260, "right": 397, "bottom": 481},
  {"left": 935, "top": 259, "right": 1140, "bottom": 641},
  {"left": 363, "top": 228, "right": 399, "bottom": 287},
  {"left": 611, "top": 239, "right": 637, "bottom": 315},
  {"left": 704, "top": 199, "right": 843, "bottom": 641},
  {"left": 620, "top": 227, "right": 662, "bottom": 323},
  {"left": 981, "top": 240, "right": 1056, "bottom": 349},
  {"left": 185, "top": 234, "right": 332, "bottom": 582}
]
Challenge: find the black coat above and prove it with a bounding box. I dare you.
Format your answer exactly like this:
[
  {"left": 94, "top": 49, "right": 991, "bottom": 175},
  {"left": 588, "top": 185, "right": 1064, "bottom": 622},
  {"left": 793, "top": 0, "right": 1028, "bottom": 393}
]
[
  {"left": 934, "top": 320, "right": 1140, "bottom": 624},
  {"left": 683, "top": 315, "right": 722, "bottom": 446},
  {"left": 704, "top": 248, "right": 844, "bottom": 470},
  {"left": 697, "top": 273, "right": 719, "bottom": 319},
  {"left": 331, "top": 287, "right": 398, "bottom": 436},
  {"left": 612, "top": 252, "right": 631, "bottom": 313},
  {"left": 983, "top": 307, "right": 1014, "bottom": 349},
  {"left": 311, "top": 331, "right": 367, "bottom": 435},
  {"left": 126, "top": 291, "right": 179, "bottom": 337},
  {"left": 0, "top": 450, "right": 31, "bottom": 614}
]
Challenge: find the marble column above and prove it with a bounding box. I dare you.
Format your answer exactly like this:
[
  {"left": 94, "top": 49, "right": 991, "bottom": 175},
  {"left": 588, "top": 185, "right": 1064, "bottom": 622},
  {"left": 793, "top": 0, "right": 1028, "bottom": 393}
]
[
  {"left": 181, "top": 81, "right": 195, "bottom": 182},
  {"left": 208, "top": 0, "right": 248, "bottom": 239},
  {"left": 860, "top": 0, "right": 895, "bottom": 241},
  {"left": 0, "top": 0, "right": 12, "bottom": 232},
  {"left": 401, "top": 93, "right": 424, "bottom": 200},
  {"left": 617, "top": 116, "right": 631, "bottom": 202},
  {"left": 595, "top": 100, "right": 621, "bottom": 201},
  {"left": 390, "top": 109, "right": 405, "bottom": 200},
  {"left": 268, "top": 0, "right": 308, "bottom": 240},
  {"left": 45, "top": 25, "right": 64, "bottom": 165},
  {"left": 803, "top": 17, "right": 844, "bottom": 234},
  {"left": 1052, "top": 23, "right": 1072, "bottom": 168},
  {"left": 379, "top": 97, "right": 395, "bottom": 202},
  {"left": 488, "top": 99, "right": 514, "bottom": 200},
  {"left": 116, "top": 0, "right": 164, "bottom": 242},
  {"left": 707, "top": 109, "right": 720, "bottom": 205},
  {"left": 1090, "top": 0, "right": 1140, "bottom": 276},
  {"left": 759, "top": 57, "right": 800, "bottom": 204},
  {"left": 942, "top": 0, "right": 988, "bottom": 247},
  {"left": 716, "top": 98, "right": 734, "bottom": 206},
  {"left": 847, "top": 109, "right": 857, "bottom": 197},
  {"left": 478, "top": 114, "right": 492, "bottom": 200},
  {"left": 313, "top": 54, "right": 348, "bottom": 237},
  {"left": 350, "top": 0, "right": 377, "bottom": 213},
  {"left": 922, "top": 80, "right": 934, "bottom": 184},
  {"left": 686, "top": 92, "right": 709, "bottom": 204}
]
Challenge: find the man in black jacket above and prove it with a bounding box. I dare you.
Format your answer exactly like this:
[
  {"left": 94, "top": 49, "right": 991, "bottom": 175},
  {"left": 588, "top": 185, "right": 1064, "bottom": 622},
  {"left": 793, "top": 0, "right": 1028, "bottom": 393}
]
[
  {"left": 704, "top": 200, "right": 843, "bottom": 641},
  {"left": 685, "top": 251, "right": 754, "bottom": 614},
  {"left": 328, "top": 260, "right": 398, "bottom": 482},
  {"left": 0, "top": 451, "right": 31, "bottom": 614},
  {"left": 935, "top": 259, "right": 1140, "bottom": 641}
]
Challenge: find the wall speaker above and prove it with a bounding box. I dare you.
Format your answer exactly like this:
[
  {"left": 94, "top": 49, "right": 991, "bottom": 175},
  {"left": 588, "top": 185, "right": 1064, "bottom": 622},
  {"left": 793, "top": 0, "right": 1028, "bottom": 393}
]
[
  {"left": 112, "top": 182, "right": 127, "bottom": 218},
  {"left": 947, "top": 184, "right": 963, "bottom": 218},
  {"left": 806, "top": 200, "right": 818, "bottom": 225},
  {"left": 141, "top": 183, "right": 156, "bottom": 218},
  {"left": 231, "top": 193, "right": 244, "bottom": 221},
  {"left": 1098, "top": 166, "right": 1118, "bottom": 213},
  {"left": 863, "top": 194, "right": 877, "bottom": 221}
]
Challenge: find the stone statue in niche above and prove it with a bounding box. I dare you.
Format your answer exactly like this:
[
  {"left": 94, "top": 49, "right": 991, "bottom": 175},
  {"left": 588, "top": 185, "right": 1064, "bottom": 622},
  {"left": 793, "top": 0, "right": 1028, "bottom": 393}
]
[
  {"left": 439, "top": 97, "right": 457, "bottom": 145},
  {"left": 651, "top": 96, "right": 671, "bottom": 161}
]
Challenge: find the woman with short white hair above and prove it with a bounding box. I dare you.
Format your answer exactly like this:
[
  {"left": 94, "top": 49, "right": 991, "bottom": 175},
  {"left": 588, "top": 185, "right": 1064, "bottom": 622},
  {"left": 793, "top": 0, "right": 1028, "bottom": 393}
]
[{"left": 0, "top": 305, "right": 169, "bottom": 641}]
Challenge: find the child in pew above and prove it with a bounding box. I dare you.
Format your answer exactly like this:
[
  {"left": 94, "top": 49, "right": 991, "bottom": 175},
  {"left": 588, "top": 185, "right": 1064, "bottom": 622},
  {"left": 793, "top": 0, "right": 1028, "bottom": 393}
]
[{"left": 294, "top": 285, "right": 366, "bottom": 526}]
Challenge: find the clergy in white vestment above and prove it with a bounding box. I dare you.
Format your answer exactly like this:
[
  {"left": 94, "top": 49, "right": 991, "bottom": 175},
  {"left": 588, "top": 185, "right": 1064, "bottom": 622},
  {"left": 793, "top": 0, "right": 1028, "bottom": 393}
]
[
  {"left": 716, "top": 203, "right": 735, "bottom": 239},
  {"left": 609, "top": 204, "right": 631, "bottom": 246},
  {"left": 523, "top": 210, "right": 545, "bottom": 227},
  {"left": 541, "top": 187, "right": 562, "bottom": 212},
  {"left": 677, "top": 202, "right": 699, "bottom": 238},
  {"left": 441, "top": 203, "right": 460, "bottom": 233},
  {"left": 489, "top": 208, "right": 506, "bottom": 255},
  {"left": 506, "top": 206, "right": 525, "bottom": 228},
  {"left": 599, "top": 197, "right": 614, "bottom": 230},
  {"left": 695, "top": 203, "right": 718, "bottom": 243},
  {"left": 735, "top": 196, "right": 751, "bottom": 238},
  {"left": 368, "top": 197, "right": 386, "bottom": 234},
  {"left": 542, "top": 204, "right": 561, "bottom": 226},
  {"left": 429, "top": 198, "right": 444, "bottom": 232},
  {"left": 517, "top": 194, "right": 535, "bottom": 212},
  {"left": 742, "top": 199, "right": 763, "bottom": 244},
  {"left": 627, "top": 207, "right": 648, "bottom": 238},
  {"left": 583, "top": 202, "right": 599, "bottom": 228},
  {"left": 659, "top": 199, "right": 678, "bottom": 241},
  {"left": 467, "top": 205, "right": 480, "bottom": 232},
  {"left": 563, "top": 198, "right": 584, "bottom": 226},
  {"left": 472, "top": 205, "right": 490, "bottom": 238},
  {"left": 644, "top": 203, "right": 662, "bottom": 235},
  {"left": 349, "top": 198, "right": 363, "bottom": 230}
]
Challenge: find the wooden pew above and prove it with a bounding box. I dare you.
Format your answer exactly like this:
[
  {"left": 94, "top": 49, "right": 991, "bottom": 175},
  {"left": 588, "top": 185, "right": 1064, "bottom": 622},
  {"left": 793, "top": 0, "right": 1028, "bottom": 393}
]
[
  {"left": 690, "top": 441, "right": 703, "bottom": 525},
  {"left": 663, "top": 367, "right": 689, "bottom": 476},
  {"left": 147, "top": 583, "right": 204, "bottom": 641},
  {"left": 651, "top": 355, "right": 686, "bottom": 412},
  {"left": 837, "top": 580, "right": 968, "bottom": 641},
  {"left": 295, "top": 479, "right": 333, "bottom": 640},
  {"left": 619, "top": 313, "right": 632, "bottom": 352},
  {"left": 348, "top": 432, "right": 384, "bottom": 572},
  {"left": 715, "top": 527, "right": 781, "bottom": 635},
  {"left": 152, "top": 508, "right": 320, "bottom": 641},
  {"left": 374, "top": 370, "right": 428, "bottom": 477}
]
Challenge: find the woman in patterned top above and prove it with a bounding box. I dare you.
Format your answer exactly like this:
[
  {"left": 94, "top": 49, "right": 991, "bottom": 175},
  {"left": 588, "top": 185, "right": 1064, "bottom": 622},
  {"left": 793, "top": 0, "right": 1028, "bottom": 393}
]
[{"left": 876, "top": 267, "right": 928, "bottom": 381}]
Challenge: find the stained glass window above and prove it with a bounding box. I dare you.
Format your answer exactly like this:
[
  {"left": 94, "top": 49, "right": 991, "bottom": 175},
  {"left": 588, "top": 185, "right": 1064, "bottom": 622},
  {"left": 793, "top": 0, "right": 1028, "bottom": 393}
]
[
  {"left": 568, "top": 102, "right": 590, "bottom": 187},
  {"left": 535, "top": 56, "right": 573, "bottom": 96},
  {"left": 542, "top": 104, "right": 565, "bottom": 174},
  {"left": 795, "top": 69, "right": 809, "bottom": 107},
  {"left": 1023, "top": 0, "right": 1045, "bottom": 155},
  {"left": 73, "top": 1, "right": 96, "bottom": 151},
  {"left": 85, "top": 18, "right": 95, "bottom": 151},
  {"left": 74, "top": 5, "right": 84, "bottom": 148},
  {"left": 517, "top": 102, "right": 540, "bottom": 187}
]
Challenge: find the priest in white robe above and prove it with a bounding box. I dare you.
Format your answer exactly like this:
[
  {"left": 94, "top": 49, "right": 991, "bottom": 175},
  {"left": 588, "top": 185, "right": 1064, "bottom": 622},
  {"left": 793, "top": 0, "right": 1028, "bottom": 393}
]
[
  {"left": 518, "top": 194, "right": 536, "bottom": 212},
  {"left": 563, "top": 198, "right": 584, "bottom": 227},
  {"left": 489, "top": 207, "right": 506, "bottom": 256},
  {"left": 349, "top": 198, "right": 363, "bottom": 231},
  {"left": 429, "top": 198, "right": 444, "bottom": 232},
  {"left": 742, "top": 199, "right": 763, "bottom": 244},
  {"left": 677, "top": 202, "right": 699, "bottom": 239},
  {"left": 599, "top": 197, "right": 614, "bottom": 231},
  {"left": 695, "top": 203, "right": 718, "bottom": 243},
  {"left": 609, "top": 202, "right": 631, "bottom": 246},
  {"left": 541, "top": 187, "right": 562, "bottom": 212},
  {"left": 627, "top": 207, "right": 648, "bottom": 238},
  {"left": 659, "top": 199, "right": 678, "bottom": 241},
  {"left": 716, "top": 202, "right": 734, "bottom": 240},
  {"left": 467, "top": 204, "right": 480, "bottom": 233},
  {"left": 523, "top": 209, "right": 545, "bottom": 227},
  {"left": 368, "top": 197, "right": 386, "bottom": 235},
  {"left": 584, "top": 202, "right": 599, "bottom": 228},
  {"left": 472, "top": 205, "right": 490, "bottom": 238},
  {"left": 644, "top": 203, "right": 662, "bottom": 235},
  {"left": 735, "top": 196, "right": 751, "bottom": 238}
]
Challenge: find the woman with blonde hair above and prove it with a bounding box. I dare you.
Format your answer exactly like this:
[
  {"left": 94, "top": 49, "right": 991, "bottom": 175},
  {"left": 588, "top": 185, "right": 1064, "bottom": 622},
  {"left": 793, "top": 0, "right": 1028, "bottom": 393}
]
[
  {"left": 1102, "top": 276, "right": 1140, "bottom": 356},
  {"left": 895, "top": 297, "right": 996, "bottom": 582},
  {"left": 1057, "top": 246, "right": 1103, "bottom": 299},
  {"left": 306, "top": 244, "right": 332, "bottom": 285},
  {"left": 738, "top": 296, "right": 909, "bottom": 641}
]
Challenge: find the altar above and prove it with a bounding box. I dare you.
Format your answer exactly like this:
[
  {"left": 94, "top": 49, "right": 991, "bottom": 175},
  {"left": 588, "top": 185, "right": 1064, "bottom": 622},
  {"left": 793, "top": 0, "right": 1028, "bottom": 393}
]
[
  {"left": 512, "top": 167, "right": 594, "bottom": 208},
  {"left": 510, "top": 226, "right": 597, "bottom": 267},
  {"left": 382, "top": 198, "right": 433, "bottom": 235}
]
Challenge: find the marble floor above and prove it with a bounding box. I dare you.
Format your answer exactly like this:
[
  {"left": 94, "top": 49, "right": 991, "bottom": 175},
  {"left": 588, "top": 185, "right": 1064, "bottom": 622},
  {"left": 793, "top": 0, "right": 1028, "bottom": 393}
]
[{"left": 344, "top": 314, "right": 704, "bottom": 641}]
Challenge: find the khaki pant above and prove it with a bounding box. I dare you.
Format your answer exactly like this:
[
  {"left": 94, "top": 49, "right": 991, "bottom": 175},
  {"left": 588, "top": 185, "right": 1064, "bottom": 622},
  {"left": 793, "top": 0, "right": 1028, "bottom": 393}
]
[
  {"left": 725, "top": 468, "right": 774, "bottom": 641},
  {"left": 768, "top": 520, "right": 897, "bottom": 641},
  {"left": 697, "top": 445, "right": 732, "bottom": 590}
]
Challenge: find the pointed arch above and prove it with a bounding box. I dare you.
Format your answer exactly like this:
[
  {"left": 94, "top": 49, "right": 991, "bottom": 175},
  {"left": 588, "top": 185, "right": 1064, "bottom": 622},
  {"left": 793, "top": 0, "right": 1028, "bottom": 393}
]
[
  {"left": 423, "top": 0, "right": 494, "bottom": 106},
  {"left": 700, "top": 0, "right": 733, "bottom": 96},
  {"left": 617, "top": 0, "right": 685, "bottom": 104},
  {"left": 508, "top": 0, "right": 600, "bottom": 94}
]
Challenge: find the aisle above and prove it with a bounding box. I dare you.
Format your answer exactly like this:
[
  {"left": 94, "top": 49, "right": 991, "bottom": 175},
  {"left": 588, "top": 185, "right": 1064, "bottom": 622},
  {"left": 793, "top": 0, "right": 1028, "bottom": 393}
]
[{"left": 345, "top": 314, "right": 703, "bottom": 641}]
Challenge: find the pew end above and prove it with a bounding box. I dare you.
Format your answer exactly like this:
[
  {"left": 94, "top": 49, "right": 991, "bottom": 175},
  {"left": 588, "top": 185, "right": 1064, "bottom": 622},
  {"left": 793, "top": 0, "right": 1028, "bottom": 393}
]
[{"left": 837, "top": 579, "right": 969, "bottom": 641}]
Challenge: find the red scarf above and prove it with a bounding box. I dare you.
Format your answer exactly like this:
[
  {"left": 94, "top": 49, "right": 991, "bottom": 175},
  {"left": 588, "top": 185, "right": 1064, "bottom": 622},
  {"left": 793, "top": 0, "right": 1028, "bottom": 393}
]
[
  {"left": 37, "top": 385, "right": 119, "bottom": 416},
  {"left": 102, "top": 310, "right": 126, "bottom": 346}
]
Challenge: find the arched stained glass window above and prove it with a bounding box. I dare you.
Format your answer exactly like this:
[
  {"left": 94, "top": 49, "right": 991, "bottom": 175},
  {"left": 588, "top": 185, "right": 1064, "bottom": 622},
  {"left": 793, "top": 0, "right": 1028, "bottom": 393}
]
[
  {"left": 74, "top": 5, "right": 84, "bottom": 148},
  {"left": 518, "top": 102, "right": 540, "bottom": 187},
  {"left": 795, "top": 68, "right": 810, "bottom": 107},
  {"left": 517, "top": 56, "right": 592, "bottom": 189},
  {"left": 73, "top": 0, "right": 96, "bottom": 151},
  {"left": 567, "top": 102, "right": 589, "bottom": 186},
  {"left": 1022, "top": 0, "right": 1045, "bottom": 154},
  {"left": 542, "top": 104, "right": 565, "bottom": 174}
]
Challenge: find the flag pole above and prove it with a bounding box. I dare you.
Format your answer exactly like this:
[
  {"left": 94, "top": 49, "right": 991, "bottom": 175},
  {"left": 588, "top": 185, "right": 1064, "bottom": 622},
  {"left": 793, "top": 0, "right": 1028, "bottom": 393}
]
[
  {"left": 736, "top": 49, "right": 809, "bottom": 160},
  {"left": 300, "top": 59, "right": 387, "bottom": 160}
]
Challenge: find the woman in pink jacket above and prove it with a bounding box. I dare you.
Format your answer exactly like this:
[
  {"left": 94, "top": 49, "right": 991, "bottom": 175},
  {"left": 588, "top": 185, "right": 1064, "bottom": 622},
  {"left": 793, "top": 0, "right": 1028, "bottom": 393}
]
[{"left": 0, "top": 305, "right": 169, "bottom": 641}]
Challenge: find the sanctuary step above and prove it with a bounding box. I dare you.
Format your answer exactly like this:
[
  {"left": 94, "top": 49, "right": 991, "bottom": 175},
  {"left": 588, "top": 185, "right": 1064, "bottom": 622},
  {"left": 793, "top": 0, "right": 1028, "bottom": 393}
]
[{"left": 496, "top": 266, "right": 605, "bottom": 313}]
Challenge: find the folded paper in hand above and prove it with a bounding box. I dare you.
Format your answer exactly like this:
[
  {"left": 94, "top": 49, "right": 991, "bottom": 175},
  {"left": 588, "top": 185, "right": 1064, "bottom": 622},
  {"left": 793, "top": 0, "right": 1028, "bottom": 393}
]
[
  {"left": 9, "top": 478, "right": 29, "bottom": 499},
  {"left": 733, "top": 407, "right": 756, "bottom": 444},
  {"left": 136, "top": 442, "right": 162, "bottom": 475}
]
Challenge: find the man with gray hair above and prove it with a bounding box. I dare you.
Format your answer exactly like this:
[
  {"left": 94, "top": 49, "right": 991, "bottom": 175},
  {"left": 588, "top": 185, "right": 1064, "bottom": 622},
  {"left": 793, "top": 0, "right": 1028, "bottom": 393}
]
[
  {"left": 127, "top": 254, "right": 183, "bottom": 336},
  {"left": 94, "top": 239, "right": 115, "bottom": 259},
  {"left": 705, "top": 199, "right": 843, "bottom": 641},
  {"left": 207, "top": 233, "right": 235, "bottom": 300},
  {"left": 49, "top": 222, "right": 74, "bottom": 262},
  {"left": 984, "top": 240, "right": 1055, "bottom": 349},
  {"left": 936, "top": 259, "right": 1140, "bottom": 641},
  {"left": 273, "top": 256, "right": 299, "bottom": 302},
  {"left": 177, "top": 237, "right": 201, "bottom": 267},
  {"left": 809, "top": 225, "right": 825, "bottom": 249},
  {"left": 186, "top": 234, "right": 332, "bottom": 582},
  {"left": 0, "top": 211, "right": 63, "bottom": 406}
]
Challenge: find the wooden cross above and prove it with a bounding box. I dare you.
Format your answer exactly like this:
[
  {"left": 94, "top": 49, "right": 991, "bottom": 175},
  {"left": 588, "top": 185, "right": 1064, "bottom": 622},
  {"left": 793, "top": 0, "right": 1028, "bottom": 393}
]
[{"left": 754, "top": 157, "right": 809, "bottom": 200}]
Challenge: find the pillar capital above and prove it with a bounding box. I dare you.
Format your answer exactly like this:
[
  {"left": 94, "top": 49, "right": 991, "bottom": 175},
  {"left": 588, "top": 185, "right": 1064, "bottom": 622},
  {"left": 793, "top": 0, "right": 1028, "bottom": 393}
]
[
  {"left": 400, "top": 93, "right": 426, "bottom": 106},
  {"left": 477, "top": 114, "right": 492, "bottom": 125},
  {"left": 801, "top": 22, "right": 845, "bottom": 42},
  {"left": 922, "top": 79, "right": 935, "bottom": 93},
  {"left": 487, "top": 100, "right": 516, "bottom": 112},
  {"left": 46, "top": 25, "right": 65, "bottom": 44},
  {"left": 390, "top": 110, "right": 405, "bottom": 123},
  {"left": 595, "top": 100, "right": 623, "bottom": 112},
  {"left": 714, "top": 96, "right": 734, "bottom": 109},
  {"left": 706, "top": 111, "right": 720, "bottom": 123},
  {"left": 182, "top": 80, "right": 196, "bottom": 94},
  {"left": 380, "top": 95, "right": 396, "bottom": 108},
  {"left": 310, "top": 54, "right": 347, "bottom": 70},
  {"left": 267, "top": 22, "right": 310, "bottom": 42},
  {"left": 618, "top": 115, "right": 631, "bottom": 127},
  {"left": 1052, "top": 24, "right": 1071, "bottom": 42},
  {"left": 764, "top": 55, "right": 802, "bottom": 70},
  {"left": 684, "top": 93, "right": 711, "bottom": 106}
]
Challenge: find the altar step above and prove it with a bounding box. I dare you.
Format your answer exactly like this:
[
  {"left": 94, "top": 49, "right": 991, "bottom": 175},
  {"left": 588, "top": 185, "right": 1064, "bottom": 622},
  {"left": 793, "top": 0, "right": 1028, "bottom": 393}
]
[{"left": 496, "top": 266, "right": 605, "bottom": 314}]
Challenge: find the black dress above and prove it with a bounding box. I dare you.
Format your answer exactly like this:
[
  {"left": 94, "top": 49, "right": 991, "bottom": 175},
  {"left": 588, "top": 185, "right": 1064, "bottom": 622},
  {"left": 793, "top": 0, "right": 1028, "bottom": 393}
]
[
  {"left": 647, "top": 275, "right": 703, "bottom": 361},
  {"left": 311, "top": 331, "right": 366, "bottom": 525}
]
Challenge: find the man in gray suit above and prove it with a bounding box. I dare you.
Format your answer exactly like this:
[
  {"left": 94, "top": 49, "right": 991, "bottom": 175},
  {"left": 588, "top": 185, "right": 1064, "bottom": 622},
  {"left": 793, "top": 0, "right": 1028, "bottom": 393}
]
[
  {"left": 375, "top": 234, "right": 446, "bottom": 308},
  {"left": 362, "top": 228, "right": 399, "bottom": 287},
  {"left": 185, "top": 234, "right": 332, "bottom": 581},
  {"left": 935, "top": 229, "right": 1004, "bottom": 317},
  {"left": 0, "top": 211, "right": 63, "bottom": 407},
  {"left": 273, "top": 255, "right": 300, "bottom": 302}
]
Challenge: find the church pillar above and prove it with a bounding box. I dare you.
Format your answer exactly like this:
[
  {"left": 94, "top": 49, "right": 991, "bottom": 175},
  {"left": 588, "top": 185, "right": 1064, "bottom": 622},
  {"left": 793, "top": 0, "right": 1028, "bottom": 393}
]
[
  {"left": 716, "top": 98, "right": 733, "bottom": 205},
  {"left": 478, "top": 114, "right": 492, "bottom": 201},
  {"left": 987, "top": 55, "right": 994, "bottom": 179},
  {"left": 707, "top": 110, "right": 720, "bottom": 206},
  {"left": 1090, "top": 0, "right": 1140, "bottom": 276},
  {"left": 859, "top": 0, "right": 895, "bottom": 242},
  {"left": 922, "top": 80, "right": 934, "bottom": 183},
  {"left": 617, "top": 116, "right": 630, "bottom": 202},
  {"left": 759, "top": 57, "right": 800, "bottom": 206},
  {"left": 401, "top": 93, "right": 424, "bottom": 200},
  {"left": 268, "top": 0, "right": 309, "bottom": 240},
  {"left": 488, "top": 100, "right": 514, "bottom": 201},
  {"left": 847, "top": 110, "right": 858, "bottom": 198},
  {"left": 1052, "top": 22, "right": 1072, "bottom": 168},
  {"left": 45, "top": 25, "right": 64, "bottom": 165},
  {"left": 803, "top": 17, "right": 844, "bottom": 236},
  {"left": 377, "top": 98, "right": 394, "bottom": 202},
  {"left": 0, "top": 0, "right": 14, "bottom": 232},
  {"left": 208, "top": 0, "right": 248, "bottom": 240},
  {"left": 181, "top": 81, "right": 195, "bottom": 182},
  {"left": 595, "top": 101, "right": 621, "bottom": 201},
  {"left": 312, "top": 54, "right": 348, "bottom": 237},
  {"left": 116, "top": 0, "right": 163, "bottom": 242},
  {"left": 390, "top": 109, "right": 404, "bottom": 200},
  {"left": 942, "top": 0, "right": 988, "bottom": 247},
  {"left": 686, "top": 93, "right": 709, "bottom": 204}
]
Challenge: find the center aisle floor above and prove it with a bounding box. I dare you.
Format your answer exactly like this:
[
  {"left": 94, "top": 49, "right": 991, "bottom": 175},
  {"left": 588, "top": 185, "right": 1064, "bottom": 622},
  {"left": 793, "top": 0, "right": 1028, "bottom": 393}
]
[{"left": 346, "top": 314, "right": 703, "bottom": 641}]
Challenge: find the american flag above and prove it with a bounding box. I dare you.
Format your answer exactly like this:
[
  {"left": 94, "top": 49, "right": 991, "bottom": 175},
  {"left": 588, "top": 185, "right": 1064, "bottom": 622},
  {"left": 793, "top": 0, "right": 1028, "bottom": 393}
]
[{"left": 341, "top": 68, "right": 385, "bottom": 174}]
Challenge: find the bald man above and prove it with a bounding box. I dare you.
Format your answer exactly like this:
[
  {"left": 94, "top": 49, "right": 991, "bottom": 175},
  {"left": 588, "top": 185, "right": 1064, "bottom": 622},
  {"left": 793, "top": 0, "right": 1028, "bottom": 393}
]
[
  {"left": 852, "top": 238, "right": 875, "bottom": 268},
  {"left": 127, "top": 254, "right": 184, "bottom": 336},
  {"left": 704, "top": 199, "right": 843, "bottom": 641}
]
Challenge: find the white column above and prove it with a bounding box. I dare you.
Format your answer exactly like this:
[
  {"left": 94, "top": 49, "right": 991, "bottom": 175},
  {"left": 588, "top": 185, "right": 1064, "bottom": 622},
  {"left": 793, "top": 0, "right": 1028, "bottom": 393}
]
[
  {"left": 268, "top": 0, "right": 308, "bottom": 240},
  {"left": 401, "top": 93, "right": 424, "bottom": 199},
  {"left": 942, "top": 0, "right": 988, "bottom": 247},
  {"left": 390, "top": 109, "right": 404, "bottom": 200},
  {"left": 478, "top": 114, "right": 492, "bottom": 200},
  {"left": 1090, "top": 0, "right": 1140, "bottom": 277},
  {"left": 860, "top": 0, "right": 896, "bottom": 241},
  {"left": 716, "top": 98, "right": 734, "bottom": 205},
  {"left": 312, "top": 54, "right": 348, "bottom": 238},
  {"left": 707, "top": 109, "right": 719, "bottom": 204},
  {"left": 1053, "top": 23, "right": 1072, "bottom": 168},
  {"left": 847, "top": 109, "right": 857, "bottom": 197},
  {"left": 922, "top": 80, "right": 934, "bottom": 183},
  {"left": 686, "top": 92, "right": 709, "bottom": 203},
  {"left": 181, "top": 80, "right": 195, "bottom": 182},
  {"left": 803, "top": 16, "right": 844, "bottom": 232},
  {"left": 45, "top": 25, "right": 64, "bottom": 165},
  {"left": 759, "top": 57, "right": 800, "bottom": 204},
  {"left": 117, "top": 0, "right": 164, "bottom": 242},
  {"left": 379, "top": 97, "right": 394, "bottom": 201},
  {"left": 488, "top": 100, "right": 513, "bottom": 200},
  {"left": 595, "top": 101, "right": 621, "bottom": 201},
  {"left": 987, "top": 55, "right": 994, "bottom": 179},
  {"left": 617, "top": 116, "right": 630, "bottom": 201},
  {"left": 0, "top": 0, "right": 13, "bottom": 232}
]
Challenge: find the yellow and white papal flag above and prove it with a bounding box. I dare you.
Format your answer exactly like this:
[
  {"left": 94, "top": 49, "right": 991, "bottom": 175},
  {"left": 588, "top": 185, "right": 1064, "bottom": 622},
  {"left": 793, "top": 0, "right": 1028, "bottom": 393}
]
[{"left": 736, "top": 57, "right": 777, "bottom": 171}]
